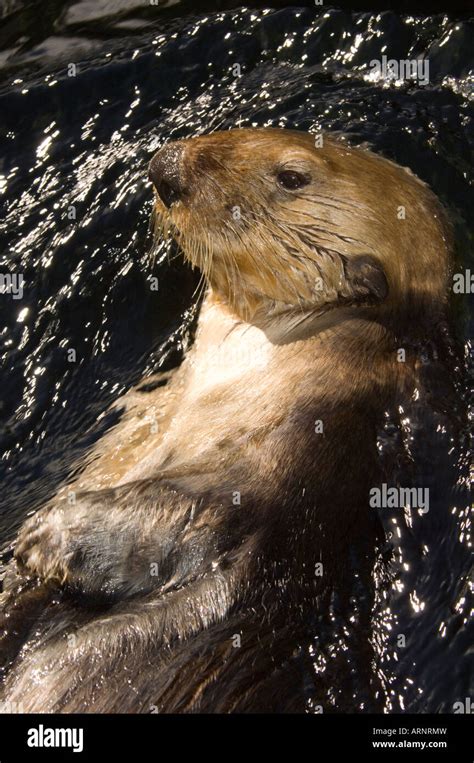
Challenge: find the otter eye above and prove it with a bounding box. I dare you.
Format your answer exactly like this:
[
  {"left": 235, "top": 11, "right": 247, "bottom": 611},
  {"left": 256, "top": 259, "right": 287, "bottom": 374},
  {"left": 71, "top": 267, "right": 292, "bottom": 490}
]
[{"left": 277, "top": 170, "right": 310, "bottom": 190}]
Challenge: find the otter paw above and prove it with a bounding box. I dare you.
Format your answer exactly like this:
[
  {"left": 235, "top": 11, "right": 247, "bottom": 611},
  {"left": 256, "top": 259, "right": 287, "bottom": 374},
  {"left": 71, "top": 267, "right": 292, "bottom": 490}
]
[{"left": 14, "top": 505, "right": 77, "bottom": 584}]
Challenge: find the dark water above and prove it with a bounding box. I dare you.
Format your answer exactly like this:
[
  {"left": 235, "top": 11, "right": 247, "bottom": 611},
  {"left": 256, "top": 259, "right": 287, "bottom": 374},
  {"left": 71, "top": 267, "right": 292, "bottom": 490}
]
[{"left": 0, "top": 1, "right": 472, "bottom": 712}]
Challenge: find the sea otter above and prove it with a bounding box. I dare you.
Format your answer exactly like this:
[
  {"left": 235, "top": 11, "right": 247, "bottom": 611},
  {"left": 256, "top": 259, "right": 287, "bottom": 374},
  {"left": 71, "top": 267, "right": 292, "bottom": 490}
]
[{"left": 0, "top": 128, "right": 452, "bottom": 713}]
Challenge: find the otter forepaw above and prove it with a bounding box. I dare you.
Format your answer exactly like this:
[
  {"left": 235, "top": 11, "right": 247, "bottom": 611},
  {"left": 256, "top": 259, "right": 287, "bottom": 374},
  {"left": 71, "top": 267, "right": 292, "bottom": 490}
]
[
  {"left": 14, "top": 505, "right": 76, "bottom": 584},
  {"left": 12, "top": 489, "right": 150, "bottom": 599}
]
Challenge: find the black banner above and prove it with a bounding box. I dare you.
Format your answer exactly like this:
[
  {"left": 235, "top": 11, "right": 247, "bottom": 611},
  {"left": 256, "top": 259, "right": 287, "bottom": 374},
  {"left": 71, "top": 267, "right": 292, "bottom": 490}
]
[{"left": 0, "top": 713, "right": 471, "bottom": 761}]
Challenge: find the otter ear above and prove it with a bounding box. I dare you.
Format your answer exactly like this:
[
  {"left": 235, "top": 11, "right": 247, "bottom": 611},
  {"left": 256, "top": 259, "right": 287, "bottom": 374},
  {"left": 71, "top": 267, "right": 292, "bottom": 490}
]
[{"left": 342, "top": 255, "right": 388, "bottom": 303}]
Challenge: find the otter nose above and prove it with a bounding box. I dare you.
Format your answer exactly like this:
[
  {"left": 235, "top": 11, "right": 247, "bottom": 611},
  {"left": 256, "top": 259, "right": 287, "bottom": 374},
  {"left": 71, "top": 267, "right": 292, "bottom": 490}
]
[{"left": 148, "top": 142, "right": 187, "bottom": 208}]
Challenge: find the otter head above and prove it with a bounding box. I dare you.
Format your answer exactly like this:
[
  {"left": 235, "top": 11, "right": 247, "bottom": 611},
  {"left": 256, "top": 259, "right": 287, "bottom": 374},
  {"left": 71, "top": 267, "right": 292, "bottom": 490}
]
[{"left": 149, "top": 128, "right": 451, "bottom": 329}]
